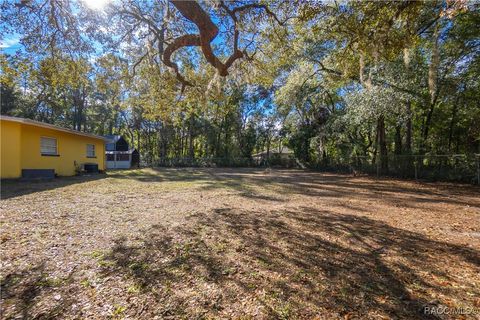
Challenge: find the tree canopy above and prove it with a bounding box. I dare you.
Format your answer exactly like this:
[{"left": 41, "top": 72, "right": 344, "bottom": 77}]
[{"left": 1, "top": 0, "right": 479, "bottom": 174}]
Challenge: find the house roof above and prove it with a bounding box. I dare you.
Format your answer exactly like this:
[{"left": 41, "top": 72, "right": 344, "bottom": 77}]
[{"left": 0, "top": 115, "right": 108, "bottom": 141}]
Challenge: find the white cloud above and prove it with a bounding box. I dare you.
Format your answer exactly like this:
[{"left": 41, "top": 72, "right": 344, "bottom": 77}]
[{"left": 0, "top": 36, "right": 20, "bottom": 48}]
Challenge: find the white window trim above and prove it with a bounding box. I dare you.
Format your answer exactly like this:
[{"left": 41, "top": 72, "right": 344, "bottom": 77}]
[
  {"left": 40, "top": 136, "right": 58, "bottom": 156},
  {"left": 87, "top": 144, "right": 96, "bottom": 157}
]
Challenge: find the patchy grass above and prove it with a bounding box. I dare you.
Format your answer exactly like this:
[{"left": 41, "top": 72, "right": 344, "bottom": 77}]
[{"left": 1, "top": 168, "right": 479, "bottom": 319}]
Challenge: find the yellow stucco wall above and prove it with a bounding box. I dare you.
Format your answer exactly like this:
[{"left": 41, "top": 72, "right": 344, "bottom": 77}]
[
  {"left": 0, "top": 120, "right": 22, "bottom": 178},
  {"left": 1, "top": 119, "right": 105, "bottom": 178}
]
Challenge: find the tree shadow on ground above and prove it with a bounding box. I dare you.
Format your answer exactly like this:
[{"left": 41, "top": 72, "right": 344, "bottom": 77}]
[
  {"left": 201, "top": 169, "right": 480, "bottom": 210},
  {"left": 106, "top": 167, "right": 219, "bottom": 182},
  {"left": 1, "top": 174, "right": 106, "bottom": 200},
  {"left": 106, "top": 167, "right": 478, "bottom": 210},
  {"left": 107, "top": 167, "right": 480, "bottom": 209},
  {"left": 108, "top": 167, "right": 287, "bottom": 202},
  {"left": 0, "top": 262, "right": 76, "bottom": 319},
  {"left": 99, "top": 206, "right": 480, "bottom": 319}
]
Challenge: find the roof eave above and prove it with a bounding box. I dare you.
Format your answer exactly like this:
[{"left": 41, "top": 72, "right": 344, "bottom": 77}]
[{"left": 0, "top": 115, "right": 108, "bottom": 141}]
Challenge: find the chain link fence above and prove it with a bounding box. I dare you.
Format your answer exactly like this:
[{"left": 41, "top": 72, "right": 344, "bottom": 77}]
[
  {"left": 325, "top": 154, "right": 480, "bottom": 184},
  {"left": 149, "top": 154, "right": 480, "bottom": 184}
]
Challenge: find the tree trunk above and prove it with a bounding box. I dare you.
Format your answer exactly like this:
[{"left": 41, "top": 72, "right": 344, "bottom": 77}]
[
  {"left": 137, "top": 131, "right": 141, "bottom": 166},
  {"left": 179, "top": 128, "right": 184, "bottom": 158},
  {"left": 188, "top": 116, "right": 194, "bottom": 159},
  {"left": 421, "top": 100, "right": 436, "bottom": 153},
  {"left": 405, "top": 100, "right": 412, "bottom": 153},
  {"left": 377, "top": 115, "right": 388, "bottom": 175},
  {"left": 394, "top": 125, "right": 402, "bottom": 155},
  {"left": 266, "top": 134, "right": 271, "bottom": 164},
  {"left": 422, "top": 25, "right": 440, "bottom": 153},
  {"left": 448, "top": 97, "right": 460, "bottom": 152},
  {"left": 372, "top": 127, "right": 378, "bottom": 166}
]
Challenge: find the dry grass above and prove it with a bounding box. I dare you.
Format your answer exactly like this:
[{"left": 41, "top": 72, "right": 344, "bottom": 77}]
[{"left": 1, "top": 168, "right": 479, "bottom": 319}]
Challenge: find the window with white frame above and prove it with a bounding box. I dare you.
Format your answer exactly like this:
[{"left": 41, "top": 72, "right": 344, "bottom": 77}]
[
  {"left": 87, "top": 144, "right": 95, "bottom": 157},
  {"left": 40, "top": 137, "right": 57, "bottom": 155}
]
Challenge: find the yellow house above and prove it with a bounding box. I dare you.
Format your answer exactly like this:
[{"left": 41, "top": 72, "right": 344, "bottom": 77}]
[{"left": 0, "top": 116, "right": 106, "bottom": 179}]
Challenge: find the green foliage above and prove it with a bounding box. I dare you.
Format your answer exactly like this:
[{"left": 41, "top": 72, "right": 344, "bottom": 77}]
[{"left": 1, "top": 0, "right": 478, "bottom": 169}]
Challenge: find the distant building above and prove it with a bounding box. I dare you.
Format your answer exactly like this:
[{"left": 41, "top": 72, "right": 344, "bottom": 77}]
[
  {"left": 252, "top": 146, "right": 295, "bottom": 166},
  {"left": 104, "top": 135, "right": 139, "bottom": 169}
]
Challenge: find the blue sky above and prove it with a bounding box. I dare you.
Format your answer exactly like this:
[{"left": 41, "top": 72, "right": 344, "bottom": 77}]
[{"left": 1, "top": 34, "right": 23, "bottom": 54}]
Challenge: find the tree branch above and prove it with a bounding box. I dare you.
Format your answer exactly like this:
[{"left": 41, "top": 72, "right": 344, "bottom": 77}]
[{"left": 163, "top": 0, "right": 281, "bottom": 87}]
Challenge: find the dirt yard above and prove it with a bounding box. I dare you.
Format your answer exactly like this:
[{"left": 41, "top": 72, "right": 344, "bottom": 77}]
[{"left": 1, "top": 168, "right": 479, "bottom": 319}]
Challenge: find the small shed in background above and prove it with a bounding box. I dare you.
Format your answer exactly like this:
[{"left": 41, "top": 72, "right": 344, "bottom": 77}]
[{"left": 104, "top": 135, "right": 139, "bottom": 169}]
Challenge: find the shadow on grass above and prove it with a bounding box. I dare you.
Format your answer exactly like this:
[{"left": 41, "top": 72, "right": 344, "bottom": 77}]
[
  {"left": 107, "top": 167, "right": 480, "bottom": 209},
  {"left": 98, "top": 207, "right": 480, "bottom": 319},
  {"left": 0, "top": 262, "right": 76, "bottom": 319},
  {"left": 0, "top": 174, "right": 106, "bottom": 200},
  {"left": 108, "top": 167, "right": 287, "bottom": 202},
  {"left": 107, "top": 167, "right": 218, "bottom": 182}
]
